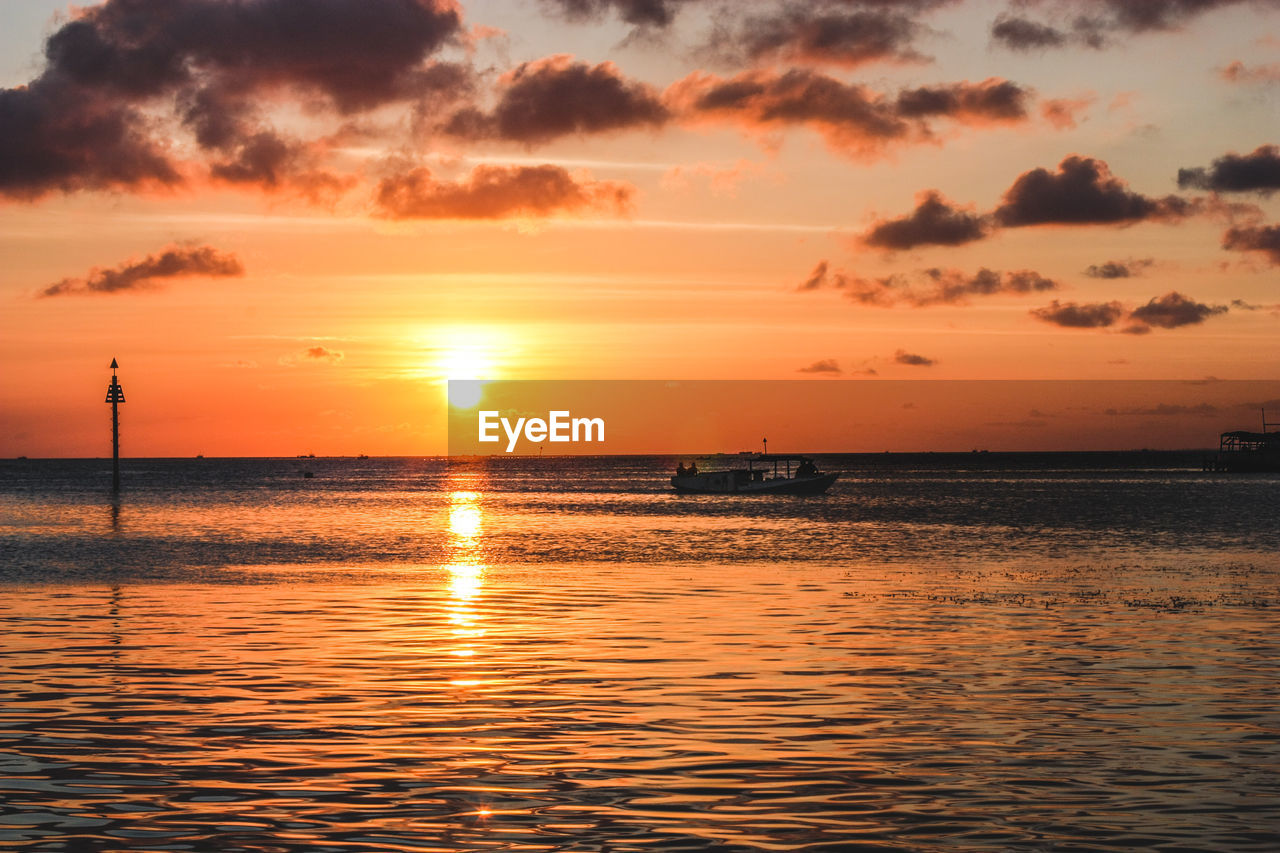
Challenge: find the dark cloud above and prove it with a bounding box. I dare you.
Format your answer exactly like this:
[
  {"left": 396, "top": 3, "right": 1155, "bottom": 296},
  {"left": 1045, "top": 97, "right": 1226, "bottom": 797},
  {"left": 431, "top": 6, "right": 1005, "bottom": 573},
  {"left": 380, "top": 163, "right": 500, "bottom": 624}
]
[
  {"left": 894, "top": 349, "right": 935, "bottom": 366},
  {"left": 895, "top": 78, "right": 1031, "bottom": 123},
  {"left": 1030, "top": 299, "right": 1125, "bottom": 328},
  {"left": 798, "top": 359, "right": 843, "bottom": 374},
  {"left": 373, "top": 164, "right": 634, "bottom": 219},
  {"left": 990, "top": 1, "right": 1268, "bottom": 51},
  {"left": 541, "top": 0, "right": 690, "bottom": 27},
  {"left": 712, "top": 9, "right": 929, "bottom": 68},
  {"left": 2, "top": 0, "right": 464, "bottom": 200},
  {"left": 797, "top": 260, "right": 832, "bottom": 291},
  {"left": 912, "top": 267, "right": 1057, "bottom": 305},
  {"left": 43, "top": 0, "right": 463, "bottom": 112},
  {"left": 1129, "top": 291, "right": 1228, "bottom": 328},
  {"left": 669, "top": 69, "right": 1033, "bottom": 158},
  {"left": 1222, "top": 223, "right": 1280, "bottom": 264},
  {"left": 445, "top": 56, "right": 668, "bottom": 144},
  {"left": 670, "top": 68, "right": 909, "bottom": 157},
  {"left": 1231, "top": 298, "right": 1280, "bottom": 312},
  {"left": 990, "top": 15, "right": 1067, "bottom": 50},
  {"left": 864, "top": 191, "right": 989, "bottom": 249},
  {"left": 800, "top": 262, "right": 1057, "bottom": 306},
  {"left": 1083, "top": 258, "right": 1154, "bottom": 278},
  {"left": 1178, "top": 145, "right": 1280, "bottom": 195},
  {"left": 544, "top": 0, "right": 963, "bottom": 31},
  {"left": 1099, "top": 0, "right": 1265, "bottom": 33},
  {"left": 994, "top": 155, "right": 1195, "bottom": 226},
  {"left": 0, "top": 79, "right": 183, "bottom": 199},
  {"left": 1032, "top": 291, "right": 1229, "bottom": 332},
  {"left": 40, "top": 245, "right": 244, "bottom": 297}
]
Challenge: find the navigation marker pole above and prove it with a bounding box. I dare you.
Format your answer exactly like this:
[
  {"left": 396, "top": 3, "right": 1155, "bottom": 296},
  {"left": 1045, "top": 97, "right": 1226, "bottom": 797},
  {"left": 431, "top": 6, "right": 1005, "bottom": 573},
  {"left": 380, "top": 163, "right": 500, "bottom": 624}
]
[{"left": 105, "top": 358, "right": 126, "bottom": 493}]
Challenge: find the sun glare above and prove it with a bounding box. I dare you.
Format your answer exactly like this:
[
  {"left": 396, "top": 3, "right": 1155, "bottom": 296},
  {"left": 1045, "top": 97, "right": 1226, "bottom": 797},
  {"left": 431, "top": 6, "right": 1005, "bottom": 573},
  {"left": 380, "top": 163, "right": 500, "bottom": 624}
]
[{"left": 428, "top": 327, "right": 516, "bottom": 409}]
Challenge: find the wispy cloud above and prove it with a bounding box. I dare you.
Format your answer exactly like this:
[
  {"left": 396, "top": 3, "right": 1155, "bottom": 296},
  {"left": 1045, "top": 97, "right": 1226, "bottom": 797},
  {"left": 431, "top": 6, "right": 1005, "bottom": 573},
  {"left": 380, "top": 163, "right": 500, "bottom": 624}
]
[{"left": 40, "top": 245, "right": 243, "bottom": 297}]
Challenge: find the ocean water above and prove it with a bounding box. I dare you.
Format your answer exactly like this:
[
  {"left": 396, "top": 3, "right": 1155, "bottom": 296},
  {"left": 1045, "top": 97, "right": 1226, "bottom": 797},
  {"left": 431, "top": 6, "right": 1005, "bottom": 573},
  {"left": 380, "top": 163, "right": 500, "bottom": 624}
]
[{"left": 1, "top": 455, "right": 1278, "bottom": 851}]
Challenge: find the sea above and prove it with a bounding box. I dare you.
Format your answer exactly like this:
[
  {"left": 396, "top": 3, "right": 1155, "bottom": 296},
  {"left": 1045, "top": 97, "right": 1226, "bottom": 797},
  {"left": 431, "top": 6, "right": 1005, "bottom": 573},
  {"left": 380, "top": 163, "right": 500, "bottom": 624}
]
[{"left": 1, "top": 454, "right": 1278, "bottom": 851}]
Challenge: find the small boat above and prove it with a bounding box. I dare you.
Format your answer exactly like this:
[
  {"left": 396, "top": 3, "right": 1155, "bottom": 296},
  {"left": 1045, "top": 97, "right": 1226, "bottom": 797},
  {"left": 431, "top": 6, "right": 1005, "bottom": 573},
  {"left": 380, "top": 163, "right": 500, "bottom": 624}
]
[{"left": 671, "top": 453, "right": 838, "bottom": 495}]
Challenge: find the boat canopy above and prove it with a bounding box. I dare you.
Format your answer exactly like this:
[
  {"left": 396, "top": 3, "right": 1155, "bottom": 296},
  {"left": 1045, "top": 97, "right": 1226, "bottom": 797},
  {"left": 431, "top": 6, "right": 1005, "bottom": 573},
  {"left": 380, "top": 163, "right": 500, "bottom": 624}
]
[{"left": 1220, "top": 430, "right": 1280, "bottom": 443}]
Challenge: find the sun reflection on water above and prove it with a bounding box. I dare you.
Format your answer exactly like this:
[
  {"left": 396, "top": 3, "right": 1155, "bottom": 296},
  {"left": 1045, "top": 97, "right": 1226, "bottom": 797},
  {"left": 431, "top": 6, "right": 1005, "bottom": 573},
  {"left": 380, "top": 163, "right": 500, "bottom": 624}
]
[{"left": 444, "top": 485, "right": 489, "bottom": 687}]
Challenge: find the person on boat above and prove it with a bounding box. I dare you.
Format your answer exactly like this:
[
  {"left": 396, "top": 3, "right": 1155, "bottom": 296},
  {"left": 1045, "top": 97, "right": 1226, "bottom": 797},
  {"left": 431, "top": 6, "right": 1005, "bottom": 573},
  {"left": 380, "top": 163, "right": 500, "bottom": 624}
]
[
  {"left": 676, "top": 462, "right": 686, "bottom": 476},
  {"left": 796, "top": 459, "right": 817, "bottom": 477},
  {"left": 687, "top": 461, "right": 698, "bottom": 475}
]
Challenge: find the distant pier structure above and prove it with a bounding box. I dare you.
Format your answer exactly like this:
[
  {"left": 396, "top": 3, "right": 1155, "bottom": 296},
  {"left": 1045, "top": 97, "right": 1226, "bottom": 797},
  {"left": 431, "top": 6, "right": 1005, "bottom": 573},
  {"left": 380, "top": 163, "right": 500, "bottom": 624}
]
[
  {"left": 105, "top": 358, "right": 126, "bottom": 492},
  {"left": 1208, "top": 408, "right": 1279, "bottom": 472}
]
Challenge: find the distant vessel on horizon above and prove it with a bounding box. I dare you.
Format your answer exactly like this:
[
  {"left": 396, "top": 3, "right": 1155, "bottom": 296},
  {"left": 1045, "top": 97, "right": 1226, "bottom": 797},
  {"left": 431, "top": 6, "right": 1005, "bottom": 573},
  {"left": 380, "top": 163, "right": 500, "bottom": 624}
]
[{"left": 671, "top": 453, "right": 838, "bottom": 495}]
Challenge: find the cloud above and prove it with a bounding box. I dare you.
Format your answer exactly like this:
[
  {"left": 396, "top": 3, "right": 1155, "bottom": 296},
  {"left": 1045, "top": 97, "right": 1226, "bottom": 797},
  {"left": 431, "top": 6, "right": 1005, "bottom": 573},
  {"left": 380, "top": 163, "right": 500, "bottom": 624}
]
[
  {"left": 281, "top": 346, "right": 345, "bottom": 366},
  {"left": 541, "top": 0, "right": 691, "bottom": 27},
  {"left": 1103, "top": 403, "right": 1220, "bottom": 416},
  {"left": 1129, "top": 291, "right": 1228, "bottom": 329},
  {"left": 1177, "top": 145, "right": 1280, "bottom": 195},
  {"left": 40, "top": 245, "right": 244, "bottom": 297},
  {"left": 990, "top": 15, "right": 1068, "bottom": 50},
  {"left": 797, "top": 261, "right": 832, "bottom": 291},
  {"left": 994, "top": 155, "right": 1195, "bottom": 226},
  {"left": 1030, "top": 299, "right": 1125, "bottom": 328},
  {"left": 1222, "top": 223, "right": 1280, "bottom": 264},
  {"left": 0, "top": 79, "right": 183, "bottom": 200},
  {"left": 1083, "top": 258, "right": 1154, "bottom": 278},
  {"left": 863, "top": 191, "right": 989, "bottom": 249},
  {"left": 1, "top": 0, "right": 464, "bottom": 200},
  {"left": 305, "top": 346, "right": 343, "bottom": 362},
  {"left": 1218, "top": 60, "right": 1280, "bottom": 84},
  {"left": 894, "top": 78, "right": 1031, "bottom": 123},
  {"left": 798, "top": 358, "right": 842, "bottom": 374},
  {"left": 373, "top": 163, "right": 634, "bottom": 219},
  {"left": 1040, "top": 95, "right": 1094, "bottom": 129},
  {"left": 47, "top": 0, "right": 463, "bottom": 111},
  {"left": 544, "top": 0, "right": 957, "bottom": 34},
  {"left": 894, "top": 349, "right": 935, "bottom": 366},
  {"left": 990, "top": 1, "right": 1266, "bottom": 51},
  {"left": 710, "top": 8, "right": 930, "bottom": 68},
  {"left": 800, "top": 262, "right": 1058, "bottom": 306},
  {"left": 668, "top": 68, "right": 910, "bottom": 157},
  {"left": 444, "top": 55, "right": 669, "bottom": 144},
  {"left": 1231, "top": 298, "right": 1280, "bottom": 313},
  {"left": 667, "top": 69, "right": 1033, "bottom": 159},
  {"left": 1031, "top": 291, "right": 1229, "bottom": 332}
]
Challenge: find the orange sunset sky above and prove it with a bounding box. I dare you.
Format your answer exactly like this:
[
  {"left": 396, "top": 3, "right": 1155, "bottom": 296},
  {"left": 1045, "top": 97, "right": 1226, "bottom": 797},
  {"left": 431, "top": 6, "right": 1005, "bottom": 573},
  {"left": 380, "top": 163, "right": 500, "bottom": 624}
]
[{"left": 2, "top": 0, "right": 1278, "bottom": 457}]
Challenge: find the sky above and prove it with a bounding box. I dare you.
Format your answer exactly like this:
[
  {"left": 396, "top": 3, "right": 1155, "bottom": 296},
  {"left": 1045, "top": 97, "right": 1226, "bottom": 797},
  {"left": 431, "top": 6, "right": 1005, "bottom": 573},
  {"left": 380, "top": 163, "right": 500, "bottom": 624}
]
[{"left": 1, "top": 0, "right": 1278, "bottom": 456}]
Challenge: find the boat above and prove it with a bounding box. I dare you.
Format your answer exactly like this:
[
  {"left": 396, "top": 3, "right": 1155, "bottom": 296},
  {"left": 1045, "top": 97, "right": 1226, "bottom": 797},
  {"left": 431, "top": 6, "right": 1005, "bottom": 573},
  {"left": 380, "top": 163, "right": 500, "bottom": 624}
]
[
  {"left": 1211, "top": 430, "right": 1280, "bottom": 472},
  {"left": 1207, "top": 409, "right": 1280, "bottom": 472},
  {"left": 671, "top": 453, "right": 838, "bottom": 495}
]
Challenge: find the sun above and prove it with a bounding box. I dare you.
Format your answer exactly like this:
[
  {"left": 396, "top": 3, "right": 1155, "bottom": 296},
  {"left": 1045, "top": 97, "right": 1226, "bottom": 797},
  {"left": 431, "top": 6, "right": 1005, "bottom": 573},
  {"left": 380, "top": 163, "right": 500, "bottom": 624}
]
[
  {"left": 426, "top": 327, "right": 516, "bottom": 408},
  {"left": 440, "top": 344, "right": 495, "bottom": 381}
]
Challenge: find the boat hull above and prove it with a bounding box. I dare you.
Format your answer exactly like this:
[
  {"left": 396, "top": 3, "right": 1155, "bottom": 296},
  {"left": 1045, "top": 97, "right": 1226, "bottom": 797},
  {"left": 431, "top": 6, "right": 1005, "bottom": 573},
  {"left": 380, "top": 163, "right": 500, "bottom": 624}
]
[{"left": 671, "top": 471, "right": 838, "bottom": 495}]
